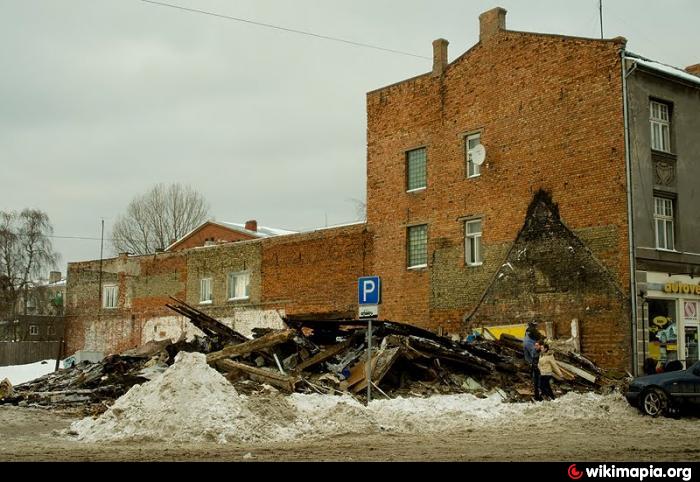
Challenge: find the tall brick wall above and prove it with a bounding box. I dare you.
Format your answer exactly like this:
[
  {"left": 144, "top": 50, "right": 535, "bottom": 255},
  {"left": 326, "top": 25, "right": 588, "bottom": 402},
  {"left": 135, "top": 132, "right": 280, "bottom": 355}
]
[
  {"left": 366, "top": 28, "right": 631, "bottom": 368},
  {"left": 262, "top": 224, "right": 372, "bottom": 317}
]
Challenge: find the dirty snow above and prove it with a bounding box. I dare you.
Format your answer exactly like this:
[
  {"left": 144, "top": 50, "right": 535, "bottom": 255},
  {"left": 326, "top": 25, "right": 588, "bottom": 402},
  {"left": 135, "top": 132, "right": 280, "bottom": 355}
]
[
  {"left": 0, "top": 359, "right": 56, "bottom": 385},
  {"left": 68, "top": 352, "right": 642, "bottom": 444}
]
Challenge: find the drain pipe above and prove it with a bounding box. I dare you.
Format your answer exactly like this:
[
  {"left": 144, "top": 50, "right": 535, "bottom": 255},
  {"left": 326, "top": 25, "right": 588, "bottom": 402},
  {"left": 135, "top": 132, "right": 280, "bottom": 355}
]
[{"left": 621, "top": 49, "right": 639, "bottom": 375}]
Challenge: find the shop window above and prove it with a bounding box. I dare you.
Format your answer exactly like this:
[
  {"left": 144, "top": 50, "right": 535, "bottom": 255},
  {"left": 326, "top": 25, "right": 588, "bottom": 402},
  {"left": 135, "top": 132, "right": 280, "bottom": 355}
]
[{"left": 646, "top": 299, "right": 678, "bottom": 370}]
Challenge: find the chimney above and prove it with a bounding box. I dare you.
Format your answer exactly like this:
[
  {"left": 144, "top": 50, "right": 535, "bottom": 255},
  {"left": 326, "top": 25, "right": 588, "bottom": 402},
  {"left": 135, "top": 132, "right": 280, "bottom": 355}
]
[
  {"left": 479, "top": 7, "right": 507, "bottom": 42},
  {"left": 49, "top": 271, "right": 61, "bottom": 284},
  {"left": 685, "top": 64, "right": 700, "bottom": 77},
  {"left": 432, "top": 38, "right": 449, "bottom": 77},
  {"left": 245, "top": 219, "right": 258, "bottom": 232}
]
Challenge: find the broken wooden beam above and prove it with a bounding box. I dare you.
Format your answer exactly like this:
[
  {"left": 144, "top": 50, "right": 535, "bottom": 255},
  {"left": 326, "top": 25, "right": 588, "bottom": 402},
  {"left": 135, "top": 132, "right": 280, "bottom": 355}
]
[
  {"left": 294, "top": 338, "right": 354, "bottom": 373},
  {"left": 215, "top": 359, "right": 299, "bottom": 392},
  {"left": 206, "top": 329, "right": 296, "bottom": 364},
  {"left": 352, "top": 347, "right": 401, "bottom": 394},
  {"left": 558, "top": 361, "right": 597, "bottom": 384}
]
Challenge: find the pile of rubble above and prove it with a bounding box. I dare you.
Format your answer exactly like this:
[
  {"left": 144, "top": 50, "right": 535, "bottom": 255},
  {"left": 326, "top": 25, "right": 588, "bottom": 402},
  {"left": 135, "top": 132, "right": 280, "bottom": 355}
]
[{"left": 0, "top": 298, "right": 620, "bottom": 412}]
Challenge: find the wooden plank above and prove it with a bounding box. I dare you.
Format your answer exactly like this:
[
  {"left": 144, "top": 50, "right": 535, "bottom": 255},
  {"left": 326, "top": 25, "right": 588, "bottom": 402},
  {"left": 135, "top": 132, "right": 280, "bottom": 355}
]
[
  {"left": 558, "top": 361, "right": 597, "bottom": 383},
  {"left": 295, "top": 339, "right": 353, "bottom": 372},
  {"left": 352, "top": 347, "right": 401, "bottom": 393},
  {"left": 216, "top": 359, "right": 299, "bottom": 392},
  {"left": 206, "top": 329, "right": 295, "bottom": 364}
]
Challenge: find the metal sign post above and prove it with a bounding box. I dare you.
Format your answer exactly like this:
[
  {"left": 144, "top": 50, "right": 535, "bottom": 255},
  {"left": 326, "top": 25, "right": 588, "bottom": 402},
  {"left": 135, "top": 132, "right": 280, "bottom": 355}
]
[
  {"left": 366, "top": 318, "right": 372, "bottom": 405},
  {"left": 358, "top": 276, "right": 381, "bottom": 407}
]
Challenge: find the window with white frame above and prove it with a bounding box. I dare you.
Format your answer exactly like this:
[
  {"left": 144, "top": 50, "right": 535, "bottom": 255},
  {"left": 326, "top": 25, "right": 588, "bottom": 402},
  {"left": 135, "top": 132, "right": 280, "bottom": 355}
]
[
  {"left": 199, "top": 278, "right": 212, "bottom": 304},
  {"left": 29, "top": 325, "right": 39, "bottom": 336},
  {"left": 654, "top": 197, "right": 674, "bottom": 250},
  {"left": 228, "top": 271, "right": 250, "bottom": 300},
  {"left": 407, "top": 224, "right": 428, "bottom": 268},
  {"left": 650, "top": 101, "right": 671, "bottom": 152},
  {"left": 103, "top": 285, "right": 118, "bottom": 309},
  {"left": 406, "top": 148, "right": 427, "bottom": 191},
  {"left": 466, "top": 133, "right": 482, "bottom": 178},
  {"left": 465, "top": 219, "right": 483, "bottom": 266}
]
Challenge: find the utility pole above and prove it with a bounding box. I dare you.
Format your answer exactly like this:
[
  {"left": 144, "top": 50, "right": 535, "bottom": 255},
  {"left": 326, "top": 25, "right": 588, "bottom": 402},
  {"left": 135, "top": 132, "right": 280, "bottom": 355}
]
[
  {"left": 98, "top": 218, "right": 104, "bottom": 310},
  {"left": 599, "top": 0, "right": 604, "bottom": 39}
]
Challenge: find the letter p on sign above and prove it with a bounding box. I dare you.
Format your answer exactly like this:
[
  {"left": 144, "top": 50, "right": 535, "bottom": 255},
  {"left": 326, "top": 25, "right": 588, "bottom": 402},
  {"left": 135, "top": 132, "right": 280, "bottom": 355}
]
[{"left": 358, "top": 276, "right": 381, "bottom": 305}]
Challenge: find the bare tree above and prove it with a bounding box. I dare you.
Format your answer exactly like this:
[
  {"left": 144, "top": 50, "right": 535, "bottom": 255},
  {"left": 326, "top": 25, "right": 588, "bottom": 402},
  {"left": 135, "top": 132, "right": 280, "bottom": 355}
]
[
  {"left": 112, "top": 183, "right": 211, "bottom": 255},
  {"left": 0, "top": 209, "right": 59, "bottom": 316}
]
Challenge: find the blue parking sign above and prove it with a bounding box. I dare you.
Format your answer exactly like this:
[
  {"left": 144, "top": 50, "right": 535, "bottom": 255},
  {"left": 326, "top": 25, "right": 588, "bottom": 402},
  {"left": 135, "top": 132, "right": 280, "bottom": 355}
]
[{"left": 358, "top": 276, "right": 381, "bottom": 305}]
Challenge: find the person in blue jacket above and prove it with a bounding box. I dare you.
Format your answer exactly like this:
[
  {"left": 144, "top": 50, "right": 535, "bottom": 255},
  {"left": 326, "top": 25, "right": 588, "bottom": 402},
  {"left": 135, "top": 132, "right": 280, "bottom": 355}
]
[{"left": 523, "top": 320, "right": 544, "bottom": 401}]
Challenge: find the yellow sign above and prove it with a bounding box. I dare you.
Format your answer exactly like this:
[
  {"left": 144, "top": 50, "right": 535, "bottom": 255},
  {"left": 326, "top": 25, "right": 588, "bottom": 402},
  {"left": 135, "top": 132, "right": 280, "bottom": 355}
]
[{"left": 664, "top": 282, "right": 700, "bottom": 295}]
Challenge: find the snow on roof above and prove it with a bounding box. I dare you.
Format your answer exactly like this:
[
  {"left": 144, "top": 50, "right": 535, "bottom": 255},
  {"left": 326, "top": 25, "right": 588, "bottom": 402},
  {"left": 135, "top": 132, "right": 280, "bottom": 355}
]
[
  {"left": 627, "top": 52, "right": 700, "bottom": 87},
  {"left": 218, "top": 222, "right": 297, "bottom": 238}
]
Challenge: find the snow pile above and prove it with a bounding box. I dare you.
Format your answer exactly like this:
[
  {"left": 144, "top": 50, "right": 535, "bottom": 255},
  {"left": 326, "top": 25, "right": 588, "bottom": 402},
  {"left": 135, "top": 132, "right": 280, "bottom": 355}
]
[
  {"left": 71, "top": 352, "right": 268, "bottom": 443},
  {"left": 69, "top": 353, "right": 641, "bottom": 444},
  {"left": 0, "top": 359, "right": 56, "bottom": 385}
]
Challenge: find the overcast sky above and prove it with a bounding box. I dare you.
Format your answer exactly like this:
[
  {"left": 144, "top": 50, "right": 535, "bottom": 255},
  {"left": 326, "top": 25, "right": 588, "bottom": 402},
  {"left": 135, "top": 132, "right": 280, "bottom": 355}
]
[{"left": 1, "top": 0, "right": 698, "bottom": 275}]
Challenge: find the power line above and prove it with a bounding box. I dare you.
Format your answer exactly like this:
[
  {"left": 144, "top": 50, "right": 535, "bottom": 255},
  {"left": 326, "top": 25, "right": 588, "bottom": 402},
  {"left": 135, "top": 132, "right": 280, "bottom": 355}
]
[{"left": 138, "top": 0, "right": 431, "bottom": 60}]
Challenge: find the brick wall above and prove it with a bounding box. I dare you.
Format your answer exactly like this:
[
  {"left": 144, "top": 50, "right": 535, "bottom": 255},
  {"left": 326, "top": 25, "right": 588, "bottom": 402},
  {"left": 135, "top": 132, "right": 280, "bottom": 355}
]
[
  {"left": 262, "top": 224, "right": 371, "bottom": 317},
  {"left": 366, "top": 27, "right": 631, "bottom": 368},
  {"left": 167, "top": 222, "right": 257, "bottom": 252}
]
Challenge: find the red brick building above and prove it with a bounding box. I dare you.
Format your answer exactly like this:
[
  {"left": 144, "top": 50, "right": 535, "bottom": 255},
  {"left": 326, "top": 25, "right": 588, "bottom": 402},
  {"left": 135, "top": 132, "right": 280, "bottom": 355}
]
[
  {"left": 366, "top": 8, "right": 631, "bottom": 367},
  {"left": 65, "top": 7, "right": 700, "bottom": 372}
]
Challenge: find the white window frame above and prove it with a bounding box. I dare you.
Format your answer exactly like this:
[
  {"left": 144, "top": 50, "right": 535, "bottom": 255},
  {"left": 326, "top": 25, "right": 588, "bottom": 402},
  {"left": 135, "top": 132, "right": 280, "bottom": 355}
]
[
  {"left": 228, "top": 271, "right": 250, "bottom": 301},
  {"left": 407, "top": 224, "right": 428, "bottom": 269},
  {"left": 102, "top": 285, "right": 118, "bottom": 309},
  {"left": 406, "top": 147, "right": 427, "bottom": 192},
  {"left": 654, "top": 197, "right": 675, "bottom": 251},
  {"left": 650, "top": 101, "right": 671, "bottom": 153},
  {"left": 199, "top": 277, "right": 212, "bottom": 304},
  {"left": 465, "top": 219, "right": 483, "bottom": 266},
  {"left": 466, "top": 133, "right": 482, "bottom": 178},
  {"left": 29, "top": 325, "right": 39, "bottom": 336}
]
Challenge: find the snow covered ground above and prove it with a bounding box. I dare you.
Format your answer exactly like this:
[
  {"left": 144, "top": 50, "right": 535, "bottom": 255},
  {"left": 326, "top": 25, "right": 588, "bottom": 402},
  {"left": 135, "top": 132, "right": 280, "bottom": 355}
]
[{"left": 0, "top": 359, "right": 57, "bottom": 385}]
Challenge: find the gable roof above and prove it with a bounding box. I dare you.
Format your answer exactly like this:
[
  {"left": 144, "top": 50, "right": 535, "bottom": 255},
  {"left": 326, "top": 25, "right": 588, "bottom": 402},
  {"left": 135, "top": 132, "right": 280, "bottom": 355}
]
[{"left": 165, "top": 220, "right": 296, "bottom": 252}]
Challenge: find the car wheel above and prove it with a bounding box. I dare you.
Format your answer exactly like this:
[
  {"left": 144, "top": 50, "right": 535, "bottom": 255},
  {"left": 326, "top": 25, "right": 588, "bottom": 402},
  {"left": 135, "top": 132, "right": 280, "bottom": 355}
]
[{"left": 640, "top": 388, "right": 668, "bottom": 417}]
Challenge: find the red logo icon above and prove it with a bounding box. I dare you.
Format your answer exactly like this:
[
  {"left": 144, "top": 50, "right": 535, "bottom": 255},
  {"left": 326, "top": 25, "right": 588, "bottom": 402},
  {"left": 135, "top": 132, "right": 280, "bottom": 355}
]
[{"left": 568, "top": 464, "right": 583, "bottom": 480}]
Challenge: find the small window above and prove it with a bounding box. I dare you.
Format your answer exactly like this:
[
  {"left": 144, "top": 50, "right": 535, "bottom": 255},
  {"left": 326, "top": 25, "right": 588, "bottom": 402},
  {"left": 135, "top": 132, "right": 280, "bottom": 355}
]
[
  {"left": 650, "top": 101, "right": 671, "bottom": 153},
  {"left": 466, "top": 133, "right": 482, "bottom": 178},
  {"left": 200, "top": 278, "right": 212, "bottom": 304},
  {"left": 407, "top": 224, "right": 428, "bottom": 268},
  {"left": 103, "top": 285, "right": 118, "bottom": 309},
  {"left": 406, "top": 148, "right": 427, "bottom": 191},
  {"left": 654, "top": 197, "right": 674, "bottom": 251},
  {"left": 48, "top": 325, "right": 56, "bottom": 336},
  {"left": 29, "top": 325, "right": 39, "bottom": 336},
  {"left": 465, "top": 220, "right": 483, "bottom": 266},
  {"left": 228, "top": 272, "right": 250, "bottom": 300}
]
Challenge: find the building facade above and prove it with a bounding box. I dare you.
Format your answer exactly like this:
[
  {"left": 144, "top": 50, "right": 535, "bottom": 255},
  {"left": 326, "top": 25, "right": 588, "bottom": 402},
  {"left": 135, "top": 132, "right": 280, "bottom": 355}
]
[
  {"left": 63, "top": 7, "right": 699, "bottom": 373},
  {"left": 625, "top": 54, "right": 700, "bottom": 372}
]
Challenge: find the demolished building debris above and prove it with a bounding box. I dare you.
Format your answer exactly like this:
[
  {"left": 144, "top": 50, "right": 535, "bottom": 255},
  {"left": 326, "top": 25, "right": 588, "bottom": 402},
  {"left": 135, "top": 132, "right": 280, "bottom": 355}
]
[{"left": 0, "top": 299, "right": 619, "bottom": 413}]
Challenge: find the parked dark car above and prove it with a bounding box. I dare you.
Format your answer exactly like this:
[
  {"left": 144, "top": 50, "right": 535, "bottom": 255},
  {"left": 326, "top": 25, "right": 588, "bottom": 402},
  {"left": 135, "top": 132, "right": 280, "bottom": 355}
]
[{"left": 625, "top": 361, "right": 700, "bottom": 417}]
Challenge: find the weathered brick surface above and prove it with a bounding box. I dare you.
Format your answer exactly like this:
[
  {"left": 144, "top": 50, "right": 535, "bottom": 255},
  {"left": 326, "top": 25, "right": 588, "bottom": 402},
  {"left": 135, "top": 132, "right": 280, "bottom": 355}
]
[
  {"left": 262, "top": 224, "right": 372, "bottom": 317},
  {"left": 185, "top": 240, "right": 262, "bottom": 319},
  {"left": 366, "top": 29, "right": 631, "bottom": 368},
  {"left": 167, "top": 222, "right": 257, "bottom": 252}
]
